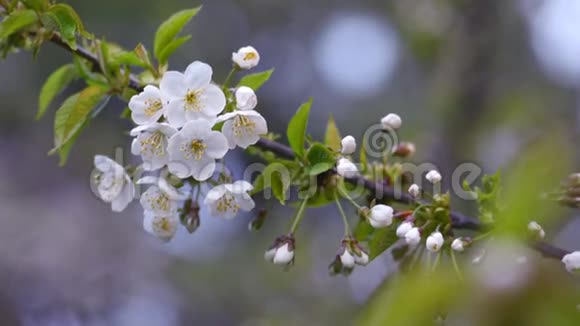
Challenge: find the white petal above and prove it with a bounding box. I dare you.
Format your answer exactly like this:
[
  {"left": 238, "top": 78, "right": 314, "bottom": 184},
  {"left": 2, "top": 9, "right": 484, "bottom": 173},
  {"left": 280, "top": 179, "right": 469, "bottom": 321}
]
[
  {"left": 189, "top": 155, "right": 216, "bottom": 181},
  {"left": 184, "top": 61, "right": 212, "bottom": 89},
  {"left": 111, "top": 179, "right": 135, "bottom": 212},
  {"left": 165, "top": 99, "right": 188, "bottom": 128},
  {"left": 236, "top": 193, "right": 255, "bottom": 211},
  {"left": 94, "top": 155, "right": 114, "bottom": 172},
  {"left": 204, "top": 131, "right": 229, "bottom": 158},
  {"left": 340, "top": 250, "right": 356, "bottom": 268},
  {"left": 180, "top": 119, "right": 212, "bottom": 139},
  {"left": 200, "top": 84, "right": 226, "bottom": 116},
  {"left": 273, "top": 243, "right": 294, "bottom": 265},
  {"left": 231, "top": 180, "right": 254, "bottom": 193},
  {"left": 203, "top": 185, "right": 228, "bottom": 204},
  {"left": 221, "top": 120, "right": 237, "bottom": 149},
  {"left": 160, "top": 71, "right": 186, "bottom": 99}
]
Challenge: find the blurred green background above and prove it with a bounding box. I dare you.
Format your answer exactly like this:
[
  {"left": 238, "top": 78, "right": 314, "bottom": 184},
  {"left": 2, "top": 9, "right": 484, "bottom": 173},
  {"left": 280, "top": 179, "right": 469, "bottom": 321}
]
[{"left": 1, "top": 0, "right": 580, "bottom": 325}]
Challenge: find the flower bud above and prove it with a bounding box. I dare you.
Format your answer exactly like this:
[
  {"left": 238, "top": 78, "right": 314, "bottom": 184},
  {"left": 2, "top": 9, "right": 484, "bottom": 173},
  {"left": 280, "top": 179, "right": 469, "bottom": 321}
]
[
  {"left": 392, "top": 142, "right": 415, "bottom": 158},
  {"left": 404, "top": 227, "right": 421, "bottom": 246},
  {"left": 426, "top": 170, "right": 442, "bottom": 184},
  {"left": 451, "top": 238, "right": 465, "bottom": 252},
  {"left": 396, "top": 221, "right": 414, "bottom": 238},
  {"left": 354, "top": 249, "right": 369, "bottom": 266},
  {"left": 336, "top": 158, "right": 358, "bottom": 177},
  {"left": 235, "top": 86, "right": 257, "bottom": 110},
  {"left": 527, "top": 221, "right": 545, "bottom": 239},
  {"left": 180, "top": 200, "right": 200, "bottom": 234},
  {"left": 562, "top": 251, "right": 580, "bottom": 274},
  {"left": 265, "top": 235, "right": 295, "bottom": 266},
  {"left": 408, "top": 184, "right": 420, "bottom": 198},
  {"left": 340, "top": 249, "right": 356, "bottom": 268},
  {"left": 368, "top": 204, "right": 394, "bottom": 228},
  {"left": 381, "top": 113, "right": 402, "bottom": 130},
  {"left": 426, "top": 231, "right": 444, "bottom": 252},
  {"left": 232, "top": 46, "right": 260, "bottom": 69},
  {"left": 340, "top": 135, "right": 356, "bottom": 155}
]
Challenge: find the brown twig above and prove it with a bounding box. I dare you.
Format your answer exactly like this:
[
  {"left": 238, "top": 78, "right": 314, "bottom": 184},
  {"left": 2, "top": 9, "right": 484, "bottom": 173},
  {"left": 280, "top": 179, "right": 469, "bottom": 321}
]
[{"left": 45, "top": 34, "right": 571, "bottom": 260}]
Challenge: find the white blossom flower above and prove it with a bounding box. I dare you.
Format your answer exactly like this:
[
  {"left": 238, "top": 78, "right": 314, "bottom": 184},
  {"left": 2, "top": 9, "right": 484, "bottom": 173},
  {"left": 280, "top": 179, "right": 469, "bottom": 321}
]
[
  {"left": 340, "top": 250, "right": 356, "bottom": 268},
  {"left": 235, "top": 86, "right": 257, "bottom": 110},
  {"left": 408, "top": 184, "right": 420, "bottom": 198},
  {"left": 92, "top": 155, "right": 135, "bottom": 212},
  {"left": 426, "top": 231, "right": 444, "bottom": 252},
  {"left": 130, "top": 123, "right": 177, "bottom": 171},
  {"left": 232, "top": 46, "right": 260, "bottom": 69},
  {"left": 340, "top": 135, "right": 356, "bottom": 155},
  {"left": 528, "top": 221, "right": 546, "bottom": 239},
  {"left": 139, "top": 185, "right": 181, "bottom": 216},
  {"left": 381, "top": 113, "right": 402, "bottom": 130},
  {"left": 451, "top": 238, "right": 465, "bottom": 252},
  {"left": 265, "top": 243, "right": 294, "bottom": 265},
  {"left": 405, "top": 227, "right": 421, "bottom": 246},
  {"left": 143, "top": 210, "right": 179, "bottom": 242},
  {"left": 161, "top": 61, "right": 226, "bottom": 128},
  {"left": 167, "top": 119, "right": 228, "bottom": 180},
  {"left": 562, "top": 251, "right": 580, "bottom": 274},
  {"left": 368, "top": 204, "right": 394, "bottom": 228},
  {"left": 218, "top": 110, "right": 268, "bottom": 149},
  {"left": 336, "top": 158, "right": 358, "bottom": 177},
  {"left": 203, "top": 180, "right": 255, "bottom": 219},
  {"left": 426, "top": 170, "right": 442, "bottom": 184},
  {"left": 128, "top": 85, "right": 167, "bottom": 125},
  {"left": 396, "top": 221, "right": 414, "bottom": 238}
]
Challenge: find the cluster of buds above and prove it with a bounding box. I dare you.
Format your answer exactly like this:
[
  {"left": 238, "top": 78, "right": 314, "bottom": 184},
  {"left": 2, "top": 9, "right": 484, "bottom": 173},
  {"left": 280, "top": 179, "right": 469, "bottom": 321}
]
[
  {"left": 553, "top": 173, "right": 580, "bottom": 208},
  {"left": 329, "top": 237, "right": 369, "bottom": 275},
  {"left": 264, "top": 234, "right": 295, "bottom": 267}
]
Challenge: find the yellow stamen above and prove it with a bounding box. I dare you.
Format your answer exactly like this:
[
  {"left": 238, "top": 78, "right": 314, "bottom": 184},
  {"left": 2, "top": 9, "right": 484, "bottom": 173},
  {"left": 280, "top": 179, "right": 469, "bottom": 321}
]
[
  {"left": 180, "top": 139, "right": 207, "bottom": 160},
  {"left": 243, "top": 52, "right": 257, "bottom": 61},
  {"left": 233, "top": 115, "right": 256, "bottom": 138},
  {"left": 184, "top": 89, "right": 204, "bottom": 112},
  {"left": 154, "top": 217, "right": 173, "bottom": 232},
  {"left": 216, "top": 194, "right": 240, "bottom": 214},
  {"left": 148, "top": 192, "right": 171, "bottom": 212},
  {"left": 140, "top": 131, "right": 165, "bottom": 157},
  {"left": 144, "top": 98, "right": 163, "bottom": 117}
]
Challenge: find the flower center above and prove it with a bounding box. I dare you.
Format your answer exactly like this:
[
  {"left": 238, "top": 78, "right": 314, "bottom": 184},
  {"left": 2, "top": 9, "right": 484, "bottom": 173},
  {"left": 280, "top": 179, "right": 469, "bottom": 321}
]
[
  {"left": 144, "top": 98, "right": 163, "bottom": 117},
  {"left": 243, "top": 52, "right": 257, "bottom": 61},
  {"left": 184, "top": 89, "right": 203, "bottom": 112},
  {"left": 180, "top": 139, "right": 207, "bottom": 160},
  {"left": 216, "top": 193, "right": 240, "bottom": 214},
  {"left": 154, "top": 217, "right": 173, "bottom": 233},
  {"left": 140, "top": 131, "right": 165, "bottom": 156},
  {"left": 233, "top": 115, "right": 255, "bottom": 137},
  {"left": 148, "top": 192, "right": 171, "bottom": 212}
]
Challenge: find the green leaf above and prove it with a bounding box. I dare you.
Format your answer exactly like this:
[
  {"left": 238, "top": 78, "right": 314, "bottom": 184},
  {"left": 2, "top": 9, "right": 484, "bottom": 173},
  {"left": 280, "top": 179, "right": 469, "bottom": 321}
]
[
  {"left": 324, "top": 115, "right": 341, "bottom": 152},
  {"left": 21, "top": 0, "right": 48, "bottom": 10},
  {"left": 359, "top": 135, "right": 368, "bottom": 173},
  {"left": 0, "top": 9, "right": 38, "bottom": 39},
  {"left": 353, "top": 219, "right": 374, "bottom": 242},
  {"left": 37, "top": 64, "right": 78, "bottom": 120},
  {"left": 258, "top": 163, "right": 291, "bottom": 205},
  {"left": 306, "top": 143, "right": 336, "bottom": 176},
  {"left": 52, "top": 85, "right": 109, "bottom": 152},
  {"left": 57, "top": 119, "right": 87, "bottom": 166},
  {"left": 154, "top": 7, "right": 201, "bottom": 63},
  {"left": 286, "top": 98, "right": 312, "bottom": 158},
  {"left": 44, "top": 4, "right": 84, "bottom": 49},
  {"left": 369, "top": 226, "right": 398, "bottom": 260},
  {"left": 157, "top": 35, "right": 191, "bottom": 65},
  {"left": 236, "top": 69, "right": 274, "bottom": 91}
]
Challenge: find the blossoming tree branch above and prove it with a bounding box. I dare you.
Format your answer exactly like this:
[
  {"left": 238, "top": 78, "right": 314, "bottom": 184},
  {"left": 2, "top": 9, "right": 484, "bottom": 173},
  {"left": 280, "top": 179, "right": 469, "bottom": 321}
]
[{"left": 1, "top": 0, "right": 579, "bottom": 277}]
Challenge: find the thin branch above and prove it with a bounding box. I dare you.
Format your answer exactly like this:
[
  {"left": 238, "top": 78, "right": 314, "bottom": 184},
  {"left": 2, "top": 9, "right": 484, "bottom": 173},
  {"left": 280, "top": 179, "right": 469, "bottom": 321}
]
[{"left": 45, "top": 34, "right": 571, "bottom": 261}]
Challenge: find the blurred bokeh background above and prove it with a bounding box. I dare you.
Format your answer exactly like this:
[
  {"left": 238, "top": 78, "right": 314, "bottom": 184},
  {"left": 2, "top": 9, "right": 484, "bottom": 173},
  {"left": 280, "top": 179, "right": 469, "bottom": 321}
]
[{"left": 1, "top": 0, "right": 580, "bottom": 324}]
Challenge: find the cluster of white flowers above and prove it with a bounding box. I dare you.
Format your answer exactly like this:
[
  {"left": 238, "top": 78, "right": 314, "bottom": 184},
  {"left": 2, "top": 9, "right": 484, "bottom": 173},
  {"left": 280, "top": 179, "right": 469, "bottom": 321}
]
[{"left": 92, "top": 47, "right": 267, "bottom": 242}]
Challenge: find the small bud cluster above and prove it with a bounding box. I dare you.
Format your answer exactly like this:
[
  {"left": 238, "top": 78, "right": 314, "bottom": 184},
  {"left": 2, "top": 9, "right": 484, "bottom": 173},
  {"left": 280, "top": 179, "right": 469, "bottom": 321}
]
[
  {"left": 329, "top": 238, "right": 369, "bottom": 275},
  {"left": 264, "top": 234, "right": 295, "bottom": 266}
]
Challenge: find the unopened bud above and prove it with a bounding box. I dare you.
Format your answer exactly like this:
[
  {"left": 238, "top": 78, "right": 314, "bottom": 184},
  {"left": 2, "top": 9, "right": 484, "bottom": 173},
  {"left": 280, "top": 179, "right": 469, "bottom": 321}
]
[{"left": 392, "top": 142, "right": 416, "bottom": 158}]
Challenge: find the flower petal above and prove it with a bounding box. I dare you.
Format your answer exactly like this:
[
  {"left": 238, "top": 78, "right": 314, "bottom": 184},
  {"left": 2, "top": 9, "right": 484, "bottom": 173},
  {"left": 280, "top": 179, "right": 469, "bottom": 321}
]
[
  {"left": 184, "top": 61, "right": 212, "bottom": 89},
  {"left": 200, "top": 84, "right": 226, "bottom": 116},
  {"left": 204, "top": 131, "right": 229, "bottom": 158}
]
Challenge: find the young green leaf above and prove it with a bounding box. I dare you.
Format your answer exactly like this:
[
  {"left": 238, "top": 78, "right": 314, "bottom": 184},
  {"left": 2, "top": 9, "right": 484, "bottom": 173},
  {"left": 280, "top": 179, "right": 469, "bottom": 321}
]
[
  {"left": 324, "top": 115, "right": 341, "bottom": 152},
  {"left": 52, "top": 85, "right": 109, "bottom": 151},
  {"left": 21, "top": 0, "right": 48, "bottom": 11},
  {"left": 44, "top": 4, "right": 86, "bottom": 49},
  {"left": 0, "top": 9, "right": 38, "bottom": 39},
  {"left": 286, "top": 97, "right": 312, "bottom": 158},
  {"left": 236, "top": 69, "right": 274, "bottom": 91},
  {"left": 157, "top": 35, "right": 192, "bottom": 66},
  {"left": 153, "top": 6, "right": 201, "bottom": 63},
  {"left": 37, "top": 64, "right": 79, "bottom": 120},
  {"left": 259, "top": 163, "right": 291, "bottom": 205},
  {"left": 306, "top": 143, "right": 336, "bottom": 176},
  {"left": 369, "top": 226, "right": 398, "bottom": 260},
  {"left": 57, "top": 119, "right": 87, "bottom": 166}
]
